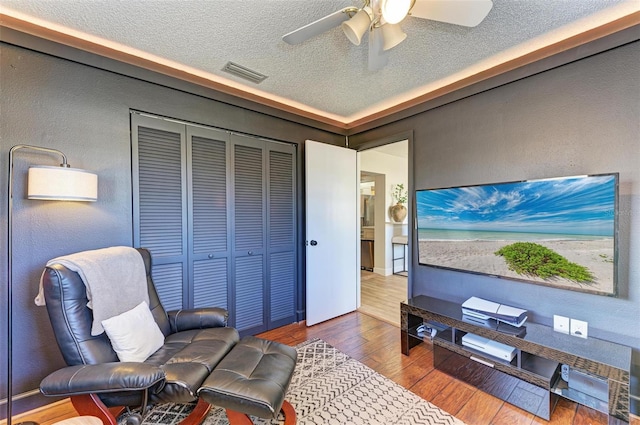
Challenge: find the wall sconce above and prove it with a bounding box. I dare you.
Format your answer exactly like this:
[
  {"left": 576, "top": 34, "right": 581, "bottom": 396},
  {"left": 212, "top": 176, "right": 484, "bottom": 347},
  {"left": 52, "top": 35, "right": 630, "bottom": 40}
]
[{"left": 6, "top": 145, "right": 98, "bottom": 425}]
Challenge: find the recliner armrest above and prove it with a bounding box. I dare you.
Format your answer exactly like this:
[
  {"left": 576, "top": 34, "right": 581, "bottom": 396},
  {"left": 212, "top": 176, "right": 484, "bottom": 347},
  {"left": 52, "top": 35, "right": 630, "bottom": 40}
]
[
  {"left": 168, "top": 307, "right": 228, "bottom": 332},
  {"left": 40, "top": 363, "right": 165, "bottom": 397}
]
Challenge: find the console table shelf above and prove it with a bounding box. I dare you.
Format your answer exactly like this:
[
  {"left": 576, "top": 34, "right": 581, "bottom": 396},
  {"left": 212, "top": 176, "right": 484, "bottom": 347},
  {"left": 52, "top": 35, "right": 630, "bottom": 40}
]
[{"left": 401, "top": 295, "right": 632, "bottom": 424}]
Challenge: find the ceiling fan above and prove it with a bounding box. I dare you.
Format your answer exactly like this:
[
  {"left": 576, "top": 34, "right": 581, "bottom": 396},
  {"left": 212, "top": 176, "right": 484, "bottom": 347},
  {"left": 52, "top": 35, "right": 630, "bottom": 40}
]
[{"left": 282, "top": 0, "right": 493, "bottom": 70}]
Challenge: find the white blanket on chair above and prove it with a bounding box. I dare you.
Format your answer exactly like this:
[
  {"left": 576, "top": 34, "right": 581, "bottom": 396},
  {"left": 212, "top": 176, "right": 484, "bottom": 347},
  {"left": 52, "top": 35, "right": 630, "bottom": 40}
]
[{"left": 35, "top": 246, "right": 150, "bottom": 336}]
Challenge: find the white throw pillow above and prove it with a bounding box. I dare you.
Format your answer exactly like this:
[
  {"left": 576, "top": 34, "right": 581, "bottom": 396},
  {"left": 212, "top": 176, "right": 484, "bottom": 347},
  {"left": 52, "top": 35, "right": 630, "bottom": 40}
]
[{"left": 101, "top": 301, "right": 165, "bottom": 362}]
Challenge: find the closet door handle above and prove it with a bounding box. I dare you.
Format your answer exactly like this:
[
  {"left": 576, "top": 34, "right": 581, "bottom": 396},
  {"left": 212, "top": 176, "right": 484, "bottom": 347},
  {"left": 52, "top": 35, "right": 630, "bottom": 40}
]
[
  {"left": 248, "top": 251, "right": 253, "bottom": 256},
  {"left": 208, "top": 254, "right": 214, "bottom": 259},
  {"left": 310, "top": 240, "right": 318, "bottom": 246}
]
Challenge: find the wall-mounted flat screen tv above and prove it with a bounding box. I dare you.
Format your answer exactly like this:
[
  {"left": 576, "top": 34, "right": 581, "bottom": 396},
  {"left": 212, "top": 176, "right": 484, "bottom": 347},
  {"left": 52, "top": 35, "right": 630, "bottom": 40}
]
[{"left": 416, "top": 173, "right": 618, "bottom": 296}]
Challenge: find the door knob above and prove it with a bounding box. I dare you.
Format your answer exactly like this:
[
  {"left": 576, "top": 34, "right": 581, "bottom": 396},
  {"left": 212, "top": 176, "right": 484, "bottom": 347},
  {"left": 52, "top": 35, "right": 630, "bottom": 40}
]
[
  {"left": 208, "top": 254, "right": 214, "bottom": 259},
  {"left": 310, "top": 240, "right": 318, "bottom": 246},
  {"left": 248, "top": 251, "right": 253, "bottom": 255}
]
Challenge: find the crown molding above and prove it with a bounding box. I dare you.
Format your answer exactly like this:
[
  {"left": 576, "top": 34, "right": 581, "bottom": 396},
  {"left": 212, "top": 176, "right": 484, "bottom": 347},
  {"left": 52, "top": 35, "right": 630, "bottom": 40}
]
[{"left": 1, "top": 10, "right": 638, "bottom": 133}]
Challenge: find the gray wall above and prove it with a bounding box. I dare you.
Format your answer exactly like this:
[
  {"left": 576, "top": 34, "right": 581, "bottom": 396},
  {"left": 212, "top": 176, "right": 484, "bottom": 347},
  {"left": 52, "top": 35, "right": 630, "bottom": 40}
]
[
  {"left": 354, "top": 41, "right": 640, "bottom": 349},
  {"left": 2, "top": 27, "right": 638, "bottom": 418},
  {"left": 0, "top": 42, "right": 341, "bottom": 415}
]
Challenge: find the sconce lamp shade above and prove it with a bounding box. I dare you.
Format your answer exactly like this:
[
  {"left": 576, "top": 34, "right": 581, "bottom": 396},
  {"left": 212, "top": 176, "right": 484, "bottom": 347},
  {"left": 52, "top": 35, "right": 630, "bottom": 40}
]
[
  {"left": 28, "top": 166, "right": 98, "bottom": 201},
  {"left": 342, "top": 8, "right": 371, "bottom": 45},
  {"left": 381, "top": 23, "right": 407, "bottom": 50}
]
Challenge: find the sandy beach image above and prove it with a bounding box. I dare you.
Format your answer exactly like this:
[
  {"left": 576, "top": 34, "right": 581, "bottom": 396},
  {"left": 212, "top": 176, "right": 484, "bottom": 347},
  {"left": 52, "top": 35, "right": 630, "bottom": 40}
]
[
  {"left": 416, "top": 174, "right": 617, "bottom": 295},
  {"left": 419, "top": 238, "right": 615, "bottom": 293}
]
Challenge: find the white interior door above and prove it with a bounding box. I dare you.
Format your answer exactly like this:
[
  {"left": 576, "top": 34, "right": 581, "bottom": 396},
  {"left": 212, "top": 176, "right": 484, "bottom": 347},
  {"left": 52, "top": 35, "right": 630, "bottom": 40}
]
[{"left": 305, "top": 140, "right": 358, "bottom": 326}]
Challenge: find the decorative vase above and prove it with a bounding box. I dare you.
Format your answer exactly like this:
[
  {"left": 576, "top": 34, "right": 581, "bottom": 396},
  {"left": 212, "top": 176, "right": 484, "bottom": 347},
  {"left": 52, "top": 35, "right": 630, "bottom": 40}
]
[{"left": 390, "top": 203, "right": 407, "bottom": 222}]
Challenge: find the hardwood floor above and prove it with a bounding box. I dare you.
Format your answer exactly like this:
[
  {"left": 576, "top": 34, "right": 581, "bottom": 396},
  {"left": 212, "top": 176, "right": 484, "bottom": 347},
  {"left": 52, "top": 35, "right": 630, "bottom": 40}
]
[
  {"left": 8, "top": 312, "right": 638, "bottom": 425},
  {"left": 258, "top": 312, "right": 638, "bottom": 425},
  {"left": 358, "top": 270, "right": 407, "bottom": 326},
  {"left": 3, "top": 399, "right": 79, "bottom": 425}
]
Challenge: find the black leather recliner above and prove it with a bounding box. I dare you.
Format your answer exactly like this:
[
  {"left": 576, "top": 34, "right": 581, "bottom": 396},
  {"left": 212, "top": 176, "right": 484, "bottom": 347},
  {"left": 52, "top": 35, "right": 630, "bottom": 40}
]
[{"left": 39, "top": 248, "right": 240, "bottom": 425}]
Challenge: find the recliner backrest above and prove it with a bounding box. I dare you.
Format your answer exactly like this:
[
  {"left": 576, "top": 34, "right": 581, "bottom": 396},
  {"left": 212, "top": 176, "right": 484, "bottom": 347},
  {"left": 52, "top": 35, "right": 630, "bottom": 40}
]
[{"left": 42, "top": 248, "right": 171, "bottom": 366}]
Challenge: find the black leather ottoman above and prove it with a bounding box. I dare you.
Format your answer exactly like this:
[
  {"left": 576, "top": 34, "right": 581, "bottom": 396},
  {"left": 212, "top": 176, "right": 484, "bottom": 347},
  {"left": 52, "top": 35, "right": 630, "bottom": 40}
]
[{"left": 198, "top": 336, "right": 298, "bottom": 425}]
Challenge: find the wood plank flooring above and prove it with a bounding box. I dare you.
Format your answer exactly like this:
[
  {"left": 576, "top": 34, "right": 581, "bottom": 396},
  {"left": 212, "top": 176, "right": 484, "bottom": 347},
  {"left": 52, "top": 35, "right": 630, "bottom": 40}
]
[
  {"left": 3, "top": 399, "right": 80, "bottom": 425},
  {"left": 358, "top": 270, "right": 407, "bottom": 326},
  {"left": 258, "top": 312, "right": 638, "bottom": 425},
  {"left": 8, "top": 312, "right": 638, "bottom": 425}
]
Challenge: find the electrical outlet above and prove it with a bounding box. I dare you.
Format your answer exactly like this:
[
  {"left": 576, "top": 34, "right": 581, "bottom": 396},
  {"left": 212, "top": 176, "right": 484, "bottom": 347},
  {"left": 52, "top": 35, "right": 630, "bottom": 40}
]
[
  {"left": 553, "top": 315, "right": 570, "bottom": 334},
  {"left": 570, "top": 319, "right": 588, "bottom": 339}
]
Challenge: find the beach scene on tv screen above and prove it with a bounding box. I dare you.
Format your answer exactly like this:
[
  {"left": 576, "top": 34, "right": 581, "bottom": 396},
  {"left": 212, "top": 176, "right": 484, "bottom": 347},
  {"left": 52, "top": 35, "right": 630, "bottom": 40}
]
[{"left": 416, "top": 175, "right": 616, "bottom": 295}]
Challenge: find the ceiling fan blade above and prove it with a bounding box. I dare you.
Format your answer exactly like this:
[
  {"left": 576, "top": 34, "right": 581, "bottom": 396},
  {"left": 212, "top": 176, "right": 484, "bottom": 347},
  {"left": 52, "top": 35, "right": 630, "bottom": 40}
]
[
  {"left": 282, "top": 8, "right": 355, "bottom": 44},
  {"left": 368, "top": 27, "right": 389, "bottom": 71},
  {"left": 409, "top": 0, "right": 493, "bottom": 27}
]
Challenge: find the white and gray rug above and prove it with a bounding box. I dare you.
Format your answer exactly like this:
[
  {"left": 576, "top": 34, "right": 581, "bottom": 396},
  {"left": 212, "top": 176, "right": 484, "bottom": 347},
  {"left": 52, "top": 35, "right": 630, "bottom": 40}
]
[{"left": 137, "top": 339, "right": 465, "bottom": 425}]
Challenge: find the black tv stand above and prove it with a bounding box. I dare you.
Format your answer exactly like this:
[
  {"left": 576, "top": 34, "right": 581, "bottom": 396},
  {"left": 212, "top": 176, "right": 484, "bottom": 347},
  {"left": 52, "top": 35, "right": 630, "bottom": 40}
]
[{"left": 401, "top": 295, "right": 632, "bottom": 424}]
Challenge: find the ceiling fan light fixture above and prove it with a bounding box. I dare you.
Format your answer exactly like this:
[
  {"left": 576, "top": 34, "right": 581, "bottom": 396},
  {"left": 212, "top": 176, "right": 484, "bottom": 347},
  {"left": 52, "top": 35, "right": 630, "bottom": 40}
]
[
  {"left": 381, "top": 0, "right": 412, "bottom": 24},
  {"left": 341, "top": 8, "right": 371, "bottom": 45},
  {"left": 381, "top": 23, "right": 407, "bottom": 51}
]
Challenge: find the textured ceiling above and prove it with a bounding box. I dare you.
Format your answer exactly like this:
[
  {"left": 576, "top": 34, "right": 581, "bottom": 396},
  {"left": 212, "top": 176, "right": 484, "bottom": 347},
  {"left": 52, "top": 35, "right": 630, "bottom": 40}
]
[{"left": 2, "top": 0, "right": 638, "bottom": 124}]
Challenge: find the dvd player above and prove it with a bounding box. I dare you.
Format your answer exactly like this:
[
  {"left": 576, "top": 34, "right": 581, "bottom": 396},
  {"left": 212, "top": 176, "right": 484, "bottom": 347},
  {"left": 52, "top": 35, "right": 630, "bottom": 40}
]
[{"left": 462, "top": 333, "right": 517, "bottom": 362}]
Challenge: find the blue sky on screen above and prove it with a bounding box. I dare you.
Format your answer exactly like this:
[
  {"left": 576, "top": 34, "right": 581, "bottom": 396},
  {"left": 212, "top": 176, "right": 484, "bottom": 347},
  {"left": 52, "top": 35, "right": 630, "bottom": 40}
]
[{"left": 416, "top": 175, "right": 616, "bottom": 236}]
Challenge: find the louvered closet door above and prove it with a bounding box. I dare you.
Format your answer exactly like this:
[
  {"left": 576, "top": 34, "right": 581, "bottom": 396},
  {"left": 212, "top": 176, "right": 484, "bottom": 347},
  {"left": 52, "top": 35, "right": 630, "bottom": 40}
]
[
  {"left": 187, "top": 126, "right": 230, "bottom": 310},
  {"left": 231, "top": 135, "right": 267, "bottom": 334},
  {"left": 132, "top": 115, "right": 188, "bottom": 311},
  {"left": 133, "top": 114, "right": 297, "bottom": 332},
  {"left": 267, "top": 144, "right": 297, "bottom": 329}
]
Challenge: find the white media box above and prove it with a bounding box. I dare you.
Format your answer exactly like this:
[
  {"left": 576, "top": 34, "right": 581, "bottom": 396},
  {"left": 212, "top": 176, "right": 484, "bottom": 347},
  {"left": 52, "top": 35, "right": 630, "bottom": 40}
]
[
  {"left": 461, "top": 296, "right": 528, "bottom": 327},
  {"left": 462, "top": 333, "right": 517, "bottom": 362}
]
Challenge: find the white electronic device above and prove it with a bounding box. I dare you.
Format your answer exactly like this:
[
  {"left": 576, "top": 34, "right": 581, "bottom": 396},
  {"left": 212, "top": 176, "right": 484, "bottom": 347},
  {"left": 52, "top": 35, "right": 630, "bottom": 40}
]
[
  {"left": 462, "top": 333, "right": 517, "bottom": 362},
  {"left": 462, "top": 296, "right": 528, "bottom": 327},
  {"left": 462, "top": 314, "right": 493, "bottom": 327},
  {"left": 416, "top": 324, "right": 437, "bottom": 339},
  {"left": 561, "top": 364, "right": 570, "bottom": 381}
]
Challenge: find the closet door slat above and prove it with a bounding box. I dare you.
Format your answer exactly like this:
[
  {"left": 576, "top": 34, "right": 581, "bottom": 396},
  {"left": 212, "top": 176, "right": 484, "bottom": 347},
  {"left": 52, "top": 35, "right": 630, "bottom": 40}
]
[
  {"left": 133, "top": 116, "right": 188, "bottom": 311},
  {"left": 189, "top": 129, "right": 231, "bottom": 311},
  {"left": 268, "top": 149, "right": 296, "bottom": 325},
  {"left": 233, "top": 142, "right": 265, "bottom": 332}
]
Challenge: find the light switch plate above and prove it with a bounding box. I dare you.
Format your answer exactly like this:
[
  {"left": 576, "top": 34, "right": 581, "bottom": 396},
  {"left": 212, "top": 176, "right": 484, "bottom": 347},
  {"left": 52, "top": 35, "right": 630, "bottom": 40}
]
[
  {"left": 553, "top": 315, "right": 570, "bottom": 334},
  {"left": 570, "top": 319, "right": 588, "bottom": 338}
]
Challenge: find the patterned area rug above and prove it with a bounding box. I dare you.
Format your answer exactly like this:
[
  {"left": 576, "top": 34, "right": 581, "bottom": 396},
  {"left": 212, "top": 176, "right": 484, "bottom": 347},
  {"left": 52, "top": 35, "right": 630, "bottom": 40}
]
[{"left": 136, "top": 339, "right": 465, "bottom": 425}]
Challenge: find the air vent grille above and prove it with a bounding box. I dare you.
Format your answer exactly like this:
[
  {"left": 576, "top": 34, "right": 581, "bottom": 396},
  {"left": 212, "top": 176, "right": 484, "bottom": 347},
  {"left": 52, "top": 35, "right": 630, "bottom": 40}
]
[{"left": 221, "top": 61, "right": 268, "bottom": 84}]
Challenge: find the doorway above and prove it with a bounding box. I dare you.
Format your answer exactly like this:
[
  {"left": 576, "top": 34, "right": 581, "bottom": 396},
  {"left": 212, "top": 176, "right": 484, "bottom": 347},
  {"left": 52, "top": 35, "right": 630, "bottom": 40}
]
[{"left": 357, "top": 140, "right": 409, "bottom": 326}]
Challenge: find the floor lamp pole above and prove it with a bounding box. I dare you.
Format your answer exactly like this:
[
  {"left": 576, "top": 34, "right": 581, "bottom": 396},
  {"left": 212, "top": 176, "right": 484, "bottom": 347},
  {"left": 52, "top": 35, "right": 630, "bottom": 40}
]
[{"left": 6, "top": 145, "right": 70, "bottom": 425}]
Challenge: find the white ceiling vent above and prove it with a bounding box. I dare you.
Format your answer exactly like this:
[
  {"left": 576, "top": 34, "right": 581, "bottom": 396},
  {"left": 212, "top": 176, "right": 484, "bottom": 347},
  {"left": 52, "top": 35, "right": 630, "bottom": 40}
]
[{"left": 221, "top": 61, "right": 268, "bottom": 84}]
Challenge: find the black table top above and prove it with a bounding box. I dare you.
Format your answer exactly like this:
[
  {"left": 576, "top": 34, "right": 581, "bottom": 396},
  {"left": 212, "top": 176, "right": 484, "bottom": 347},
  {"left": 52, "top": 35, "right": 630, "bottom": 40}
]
[{"left": 404, "top": 295, "right": 631, "bottom": 373}]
